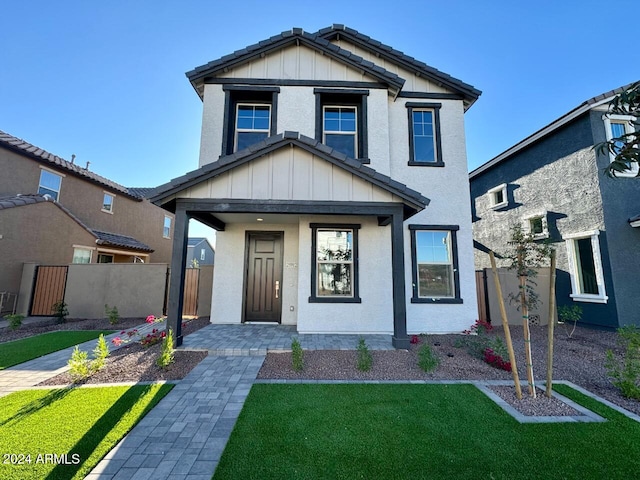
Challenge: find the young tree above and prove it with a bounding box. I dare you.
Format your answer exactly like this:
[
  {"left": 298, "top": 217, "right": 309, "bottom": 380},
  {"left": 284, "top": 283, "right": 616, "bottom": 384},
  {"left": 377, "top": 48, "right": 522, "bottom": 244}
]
[{"left": 596, "top": 81, "right": 640, "bottom": 178}]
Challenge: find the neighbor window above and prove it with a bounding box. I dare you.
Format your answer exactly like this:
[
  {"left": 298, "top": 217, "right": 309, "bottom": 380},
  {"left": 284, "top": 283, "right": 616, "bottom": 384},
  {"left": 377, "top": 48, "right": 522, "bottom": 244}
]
[
  {"left": 488, "top": 183, "right": 508, "bottom": 209},
  {"left": 102, "top": 193, "right": 115, "bottom": 213},
  {"left": 603, "top": 114, "right": 639, "bottom": 176},
  {"left": 72, "top": 247, "right": 92, "bottom": 264},
  {"left": 38, "top": 169, "right": 62, "bottom": 200},
  {"left": 315, "top": 88, "right": 369, "bottom": 162},
  {"left": 410, "top": 225, "right": 462, "bottom": 303},
  {"left": 406, "top": 103, "right": 443, "bottom": 166},
  {"left": 222, "top": 86, "right": 279, "bottom": 155},
  {"left": 97, "top": 254, "right": 114, "bottom": 264},
  {"left": 525, "top": 213, "right": 549, "bottom": 239},
  {"left": 163, "top": 216, "right": 172, "bottom": 239},
  {"left": 309, "top": 223, "right": 360, "bottom": 303},
  {"left": 564, "top": 230, "right": 608, "bottom": 303},
  {"left": 200, "top": 248, "right": 206, "bottom": 261}
]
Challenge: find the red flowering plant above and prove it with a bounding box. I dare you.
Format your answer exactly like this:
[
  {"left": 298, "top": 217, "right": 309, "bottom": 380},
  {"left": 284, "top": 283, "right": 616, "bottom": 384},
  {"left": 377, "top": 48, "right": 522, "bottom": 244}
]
[
  {"left": 456, "top": 319, "right": 510, "bottom": 371},
  {"left": 410, "top": 335, "right": 421, "bottom": 345},
  {"left": 483, "top": 348, "right": 512, "bottom": 371},
  {"left": 111, "top": 315, "right": 166, "bottom": 348}
]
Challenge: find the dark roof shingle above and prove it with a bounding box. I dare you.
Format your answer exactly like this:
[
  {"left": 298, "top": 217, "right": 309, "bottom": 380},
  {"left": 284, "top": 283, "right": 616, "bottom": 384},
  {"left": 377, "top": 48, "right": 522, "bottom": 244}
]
[{"left": 91, "top": 230, "right": 154, "bottom": 253}]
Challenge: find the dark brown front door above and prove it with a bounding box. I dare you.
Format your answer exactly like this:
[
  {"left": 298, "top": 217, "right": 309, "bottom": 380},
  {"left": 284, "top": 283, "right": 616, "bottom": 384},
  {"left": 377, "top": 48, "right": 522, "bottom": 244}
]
[{"left": 244, "top": 232, "right": 283, "bottom": 322}]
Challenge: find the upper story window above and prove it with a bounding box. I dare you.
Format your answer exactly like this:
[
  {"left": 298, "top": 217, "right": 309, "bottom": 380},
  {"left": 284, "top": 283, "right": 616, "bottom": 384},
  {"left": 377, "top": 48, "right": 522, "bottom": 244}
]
[
  {"left": 163, "top": 216, "right": 172, "bottom": 239},
  {"left": 200, "top": 248, "right": 206, "bottom": 261},
  {"left": 603, "top": 114, "right": 639, "bottom": 177},
  {"left": 222, "top": 86, "right": 279, "bottom": 155},
  {"left": 406, "top": 102, "right": 443, "bottom": 166},
  {"left": 235, "top": 104, "right": 271, "bottom": 151},
  {"left": 315, "top": 88, "right": 369, "bottom": 163},
  {"left": 409, "top": 225, "right": 462, "bottom": 304},
  {"left": 309, "top": 223, "right": 361, "bottom": 303},
  {"left": 524, "top": 213, "right": 549, "bottom": 240},
  {"left": 38, "top": 168, "right": 62, "bottom": 200},
  {"left": 564, "top": 230, "right": 608, "bottom": 304},
  {"left": 102, "top": 192, "right": 115, "bottom": 213},
  {"left": 488, "top": 183, "right": 508, "bottom": 209}
]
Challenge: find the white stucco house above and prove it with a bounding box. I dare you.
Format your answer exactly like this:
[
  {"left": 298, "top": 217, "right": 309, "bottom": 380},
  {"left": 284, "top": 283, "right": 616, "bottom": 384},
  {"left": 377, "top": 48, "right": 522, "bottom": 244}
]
[{"left": 151, "top": 25, "right": 481, "bottom": 348}]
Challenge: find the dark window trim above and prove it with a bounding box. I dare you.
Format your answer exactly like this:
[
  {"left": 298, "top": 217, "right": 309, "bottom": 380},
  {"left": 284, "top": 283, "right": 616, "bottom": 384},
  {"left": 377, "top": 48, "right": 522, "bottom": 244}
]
[
  {"left": 208, "top": 78, "right": 387, "bottom": 89},
  {"left": 221, "top": 87, "right": 280, "bottom": 156},
  {"left": 309, "top": 223, "right": 361, "bottom": 303},
  {"left": 406, "top": 102, "right": 444, "bottom": 167},
  {"left": 409, "top": 224, "right": 462, "bottom": 304},
  {"left": 314, "top": 89, "right": 369, "bottom": 163},
  {"left": 398, "top": 91, "right": 464, "bottom": 100}
]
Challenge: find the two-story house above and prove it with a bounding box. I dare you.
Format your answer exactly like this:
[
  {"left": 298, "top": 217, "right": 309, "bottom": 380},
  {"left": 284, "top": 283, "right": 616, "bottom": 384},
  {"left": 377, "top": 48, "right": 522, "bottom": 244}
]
[
  {"left": 151, "top": 25, "right": 481, "bottom": 347},
  {"left": 0, "top": 130, "right": 174, "bottom": 294},
  {"left": 186, "top": 237, "right": 215, "bottom": 267},
  {"left": 470, "top": 83, "right": 640, "bottom": 329}
]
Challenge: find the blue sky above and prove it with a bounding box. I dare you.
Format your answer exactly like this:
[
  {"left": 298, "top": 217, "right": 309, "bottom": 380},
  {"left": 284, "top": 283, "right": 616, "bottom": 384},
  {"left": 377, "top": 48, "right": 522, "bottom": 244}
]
[{"left": 1, "top": 0, "right": 637, "bottom": 241}]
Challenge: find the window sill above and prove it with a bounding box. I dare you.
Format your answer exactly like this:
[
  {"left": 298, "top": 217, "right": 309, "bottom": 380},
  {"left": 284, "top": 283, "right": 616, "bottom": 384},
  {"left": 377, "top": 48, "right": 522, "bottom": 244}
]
[
  {"left": 532, "top": 233, "right": 549, "bottom": 240},
  {"left": 570, "top": 294, "right": 608, "bottom": 304},
  {"left": 411, "top": 297, "right": 463, "bottom": 304},
  {"left": 308, "top": 296, "right": 362, "bottom": 304},
  {"left": 101, "top": 209, "right": 114, "bottom": 214},
  {"left": 408, "top": 161, "right": 445, "bottom": 167},
  {"left": 490, "top": 202, "right": 509, "bottom": 210}
]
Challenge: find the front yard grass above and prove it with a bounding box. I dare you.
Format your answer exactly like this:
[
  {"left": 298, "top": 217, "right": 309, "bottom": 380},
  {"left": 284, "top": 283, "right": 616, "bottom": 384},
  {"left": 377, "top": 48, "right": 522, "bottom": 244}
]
[
  {"left": 0, "top": 331, "right": 114, "bottom": 369},
  {"left": 0, "top": 384, "right": 173, "bottom": 480},
  {"left": 214, "top": 383, "right": 640, "bottom": 480}
]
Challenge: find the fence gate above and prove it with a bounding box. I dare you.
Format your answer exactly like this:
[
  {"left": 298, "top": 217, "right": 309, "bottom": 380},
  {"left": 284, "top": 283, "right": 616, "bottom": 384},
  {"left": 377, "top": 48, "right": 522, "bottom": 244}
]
[
  {"left": 475, "top": 270, "right": 490, "bottom": 323},
  {"left": 183, "top": 268, "right": 200, "bottom": 316},
  {"left": 30, "top": 266, "right": 69, "bottom": 316}
]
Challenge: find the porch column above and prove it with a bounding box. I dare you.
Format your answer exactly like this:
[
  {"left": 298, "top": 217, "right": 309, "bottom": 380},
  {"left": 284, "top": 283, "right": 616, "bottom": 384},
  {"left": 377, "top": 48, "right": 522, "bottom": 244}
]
[
  {"left": 390, "top": 211, "right": 409, "bottom": 349},
  {"left": 167, "top": 206, "right": 189, "bottom": 346}
]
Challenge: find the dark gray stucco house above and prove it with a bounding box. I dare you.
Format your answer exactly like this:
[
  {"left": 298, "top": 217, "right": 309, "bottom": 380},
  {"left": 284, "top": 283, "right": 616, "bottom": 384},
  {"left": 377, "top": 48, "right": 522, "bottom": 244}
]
[
  {"left": 470, "top": 82, "right": 640, "bottom": 329},
  {"left": 187, "top": 237, "right": 215, "bottom": 266}
]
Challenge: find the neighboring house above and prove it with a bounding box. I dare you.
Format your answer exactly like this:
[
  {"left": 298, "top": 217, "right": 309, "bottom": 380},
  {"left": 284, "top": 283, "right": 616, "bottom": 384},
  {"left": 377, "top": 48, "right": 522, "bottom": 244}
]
[
  {"left": 470, "top": 83, "right": 640, "bottom": 329},
  {"left": 151, "top": 25, "right": 481, "bottom": 347},
  {"left": 0, "top": 130, "right": 174, "bottom": 294},
  {"left": 186, "top": 237, "right": 215, "bottom": 266}
]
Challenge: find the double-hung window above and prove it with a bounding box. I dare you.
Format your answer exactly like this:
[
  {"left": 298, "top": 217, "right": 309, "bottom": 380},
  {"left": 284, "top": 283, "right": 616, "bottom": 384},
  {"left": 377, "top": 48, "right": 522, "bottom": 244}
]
[
  {"left": 72, "top": 247, "right": 92, "bottom": 264},
  {"left": 163, "top": 216, "right": 172, "bottom": 239},
  {"left": 102, "top": 192, "right": 115, "bottom": 213},
  {"left": 406, "top": 102, "right": 443, "bottom": 166},
  {"left": 38, "top": 168, "right": 62, "bottom": 200},
  {"left": 315, "top": 88, "right": 369, "bottom": 162},
  {"left": 309, "top": 223, "right": 360, "bottom": 303},
  {"left": 603, "top": 114, "right": 639, "bottom": 176},
  {"left": 222, "top": 86, "right": 279, "bottom": 155},
  {"left": 410, "top": 225, "right": 462, "bottom": 303},
  {"left": 564, "top": 230, "right": 608, "bottom": 303}
]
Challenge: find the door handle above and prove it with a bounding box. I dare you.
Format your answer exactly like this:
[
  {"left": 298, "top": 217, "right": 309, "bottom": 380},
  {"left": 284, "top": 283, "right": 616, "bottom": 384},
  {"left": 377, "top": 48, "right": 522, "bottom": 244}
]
[{"left": 275, "top": 280, "right": 280, "bottom": 299}]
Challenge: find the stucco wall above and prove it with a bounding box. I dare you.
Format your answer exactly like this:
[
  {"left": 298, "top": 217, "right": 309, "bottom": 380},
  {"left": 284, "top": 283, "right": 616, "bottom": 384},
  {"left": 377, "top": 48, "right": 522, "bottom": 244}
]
[
  {"left": 470, "top": 114, "right": 621, "bottom": 328},
  {"left": 64, "top": 263, "right": 168, "bottom": 318}
]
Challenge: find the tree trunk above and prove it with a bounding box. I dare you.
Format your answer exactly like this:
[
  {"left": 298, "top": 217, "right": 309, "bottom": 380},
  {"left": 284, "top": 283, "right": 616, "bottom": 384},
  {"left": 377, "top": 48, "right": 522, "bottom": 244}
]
[
  {"left": 519, "top": 252, "right": 536, "bottom": 398},
  {"left": 546, "top": 251, "right": 557, "bottom": 398}
]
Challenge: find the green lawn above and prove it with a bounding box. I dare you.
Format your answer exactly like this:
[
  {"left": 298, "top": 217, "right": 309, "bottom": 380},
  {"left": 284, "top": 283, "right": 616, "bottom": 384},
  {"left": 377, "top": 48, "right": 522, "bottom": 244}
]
[
  {"left": 0, "top": 331, "right": 114, "bottom": 369},
  {"left": 0, "top": 384, "right": 173, "bottom": 480},
  {"left": 214, "top": 383, "right": 640, "bottom": 480}
]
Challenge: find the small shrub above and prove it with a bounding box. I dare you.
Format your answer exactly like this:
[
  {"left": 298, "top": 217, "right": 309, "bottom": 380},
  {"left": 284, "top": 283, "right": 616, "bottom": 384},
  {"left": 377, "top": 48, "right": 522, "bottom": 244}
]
[
  {"left": 91, "top": 334, "right": 110, "bottom": 372},
  {"left": 558, "top": 305, "right": 582, "bottom": 339},
  {"left": 52, "top": 300, "right": 69, "bottom": 323},
  {"left": 356, "top": 338, "right": 373, "bottom": 372},
  {"left": 156, "top": 329, "right": 175, "bottom": 369},
  {"left": 605, "top": 325, "right": 640, "bottom": 399},
  {"left": 105, "top": 304, "right": 120, "bottom": 325},
  {"left": 68, "top": 346, "right": 90, "bottom": 382},
  {"left": 291, "top": 338, "right": 304, "bottom": 372},
  {"left": 418, "top": 343, "right": 439, "bottom": 372},
  {"left": 6, "top": 314, "right": 24, "bottom": 330}
]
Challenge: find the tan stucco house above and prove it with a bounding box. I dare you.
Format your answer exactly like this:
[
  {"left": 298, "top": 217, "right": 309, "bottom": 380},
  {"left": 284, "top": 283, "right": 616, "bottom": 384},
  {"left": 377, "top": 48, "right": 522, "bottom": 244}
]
[{"left": 151, "top": 25, "right": 481, "bottom": 348}]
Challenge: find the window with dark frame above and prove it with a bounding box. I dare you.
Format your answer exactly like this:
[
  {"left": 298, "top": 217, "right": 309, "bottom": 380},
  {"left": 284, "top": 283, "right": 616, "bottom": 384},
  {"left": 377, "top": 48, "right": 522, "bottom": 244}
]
[
  {"left": 222, "top": 86, "right": 279, "bottom": 156},
  {"left": 309, "top": 223, "right": 361, "bottom": 303},
  {"left": 409, "top": 225, "right": 462, "bottom": 304},
  {"left": 406, "top": 102, "right": 443, "bottom": 166},
  {"left": 315, "top": 88, "right": 369, "bottom": 162}
]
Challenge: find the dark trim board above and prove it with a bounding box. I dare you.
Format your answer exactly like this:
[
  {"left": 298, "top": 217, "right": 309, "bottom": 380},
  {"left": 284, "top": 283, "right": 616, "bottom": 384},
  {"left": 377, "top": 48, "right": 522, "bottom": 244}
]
[
  {"left": 398, "top": 92, "right": 464, "bottom": 100},
  {"left": 207, "top": 78, "right": 389, "bottom": 89},
  {"left": 406, "top": 102, "right": 444, "bottom": 167}
]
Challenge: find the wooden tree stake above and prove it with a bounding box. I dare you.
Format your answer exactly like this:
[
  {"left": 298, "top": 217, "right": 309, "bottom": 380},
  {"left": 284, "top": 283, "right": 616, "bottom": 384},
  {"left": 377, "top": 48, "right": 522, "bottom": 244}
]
[
  {"left": 546, "top": 250, "right": 557, "bottom": 398},
  {"left": 489, "top": 251, "right": 522, "bottom": 400}
]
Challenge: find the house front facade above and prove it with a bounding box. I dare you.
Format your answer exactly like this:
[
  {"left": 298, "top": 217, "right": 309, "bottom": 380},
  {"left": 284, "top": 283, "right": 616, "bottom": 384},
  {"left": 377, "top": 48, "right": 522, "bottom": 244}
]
[
  {"left": 470, "top": 83, "right": 640, "bottom": 329},
  {"left": 152, "top": 26, "right": 481, "bottom": 347}
]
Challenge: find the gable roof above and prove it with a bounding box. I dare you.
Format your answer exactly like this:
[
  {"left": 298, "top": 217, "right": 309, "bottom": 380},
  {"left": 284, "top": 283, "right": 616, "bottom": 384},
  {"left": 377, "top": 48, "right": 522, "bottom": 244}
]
[
  {"left": 127, "top": 187, "right": 157, "bottom": 199},
  {"left": 0, "top": 194, "right": 154, "bottom": 253},
  {"left": 316, "top": 24, "right": 481, "bottom": 110},
  {"left": 186, "top": 27, "right": 406, "bottom": 98},
  {"left": 187, "top": 237, "right": 207, "bottom": 247},
  {"left": 0, "top": 129, "right": 143, "bottom": 201},
  {"left": 150, "top": 131, "right": 429, "bottom": 215},
  {"left": 469, "top": 81, "right": 638, "bottom": 179}
]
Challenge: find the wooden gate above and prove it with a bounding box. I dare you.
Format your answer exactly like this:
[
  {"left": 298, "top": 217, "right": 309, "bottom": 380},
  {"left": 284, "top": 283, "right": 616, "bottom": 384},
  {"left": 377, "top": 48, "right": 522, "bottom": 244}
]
[
  {"left": 475, "top": 270, "right": 490, "bottom": 323},
  {"left": 30, "top": 266, "right": 68, "bottom": 316},
  {"left": 183, "top": 268, "right": 200, "bottom": 316}
]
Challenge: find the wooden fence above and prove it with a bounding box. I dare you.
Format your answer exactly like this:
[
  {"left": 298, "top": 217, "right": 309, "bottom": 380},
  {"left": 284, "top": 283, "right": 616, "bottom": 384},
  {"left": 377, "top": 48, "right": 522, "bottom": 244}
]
[{"left": 30, "top": 265, "right": 68, "bottom": 315}]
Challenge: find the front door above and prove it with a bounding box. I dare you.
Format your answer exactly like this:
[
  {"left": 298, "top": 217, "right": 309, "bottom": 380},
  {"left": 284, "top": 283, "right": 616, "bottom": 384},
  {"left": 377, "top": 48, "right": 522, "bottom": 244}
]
[{"left": 244, "top": 232, "right": 283, "bottom": 323}]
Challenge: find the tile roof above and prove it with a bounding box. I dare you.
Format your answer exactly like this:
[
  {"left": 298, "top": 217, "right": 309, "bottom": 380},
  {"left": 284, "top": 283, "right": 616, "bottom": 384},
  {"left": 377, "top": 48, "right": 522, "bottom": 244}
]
[
  {"left": 0, "top": 129, "right": 143, "bottom": 200},
  {"left": 316, "top": 24, "right": 481, "bottom": 108},
  {"left": 126, "top": 187, "right": 157, "bottom": 199},
  {"left": 92, "top": 230, "right": 154, "bottom": 253},
  {"left": 151, "top": 131, "right": 429, "bottom": 214},
  {"left": 186, "top": 27, "right": 405, "bottom": 97},
  {"left": 0, "top": 193, "right": 54, "bottom": 210}
]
